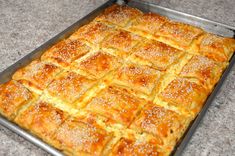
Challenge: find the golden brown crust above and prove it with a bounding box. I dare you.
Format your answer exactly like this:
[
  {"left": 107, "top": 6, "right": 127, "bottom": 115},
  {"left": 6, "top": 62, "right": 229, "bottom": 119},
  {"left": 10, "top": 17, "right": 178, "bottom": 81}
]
[
  {"left": 71, "top": 51, "right": 121, "bottom": 79},
  {"left": 130, "top": 40, "right": 184, "bottom": 71},
  {"left": 158, "top": 77, "right": 209, "bottom": 116},
  {"left": 129, "top": 12, "right": 169, "bottom": 36},
  {"left": 52, "top": 116, "right": 112, "bottom": 155},
  {"left": 12, "top": 60, "right": 61, "bottom": 94},
  {"left": 41, "top": 39, "right": 91, "bottom": 68},
  {"left": 101, "top": 29, "right": 142, "bottom": 56},
  {"left": 46, "top": 71, "right": 96, "bottom": 108},
  {"left": 156, "top": 21, "right": 204, "bottom": 50},
  {"left": 130, "top": 103, "right": 190, "bottom": 151},
  {"left": 15, "top": 101, "right": 68, "bottom": 143},
  {"left": 95, "top": 4, "right": 143, "bottom": 27},
  {"left": 197, "top": 33, "right": 235, "bottom": 62},
  {"left": 113, "top": 63, "right": 162, "bottom": 95},
  {"left": 179, "top": 55, "right": 226, "bottom": 90},
  {"left": 0, "top": 80, "right": 34, "bottom": 120},
  {"left": 110, "top": 134, "right": 164, "bottom": 156},
  {"left": 86, "top": 85, "right": 145, "bottom": 127},
  {"left": 2, "top": 4, "right": 234, "bottom": 156},
  {"left": 70, "top": 22, "right": 115, "bottom": 49}
]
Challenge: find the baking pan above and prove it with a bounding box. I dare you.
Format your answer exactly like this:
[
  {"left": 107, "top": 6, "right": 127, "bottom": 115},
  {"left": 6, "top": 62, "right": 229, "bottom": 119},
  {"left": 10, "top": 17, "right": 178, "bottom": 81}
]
[{"left": 0, "top": 0, "right": 234, "bottom": 155}]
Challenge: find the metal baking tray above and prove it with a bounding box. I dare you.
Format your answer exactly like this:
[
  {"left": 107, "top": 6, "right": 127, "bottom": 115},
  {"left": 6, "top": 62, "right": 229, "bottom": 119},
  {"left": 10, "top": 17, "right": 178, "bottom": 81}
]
[{"left": 0, "top": 0, "right": 234, "bottom": 155}]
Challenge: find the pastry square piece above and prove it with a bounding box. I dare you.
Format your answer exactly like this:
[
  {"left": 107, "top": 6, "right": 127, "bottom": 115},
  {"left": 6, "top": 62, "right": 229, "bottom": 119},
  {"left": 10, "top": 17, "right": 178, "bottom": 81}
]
[
  {"left": 130, "top": 40, "right": 184, "bottom": 71},
  {"left": 110, "top": 134, "right": 164, "bottom": 156},
  {"left": 0, "top": 80, "right": 34, "bottom": 120},
  {"left": 156, "top": 77, "right": 208, "bottom": 116},
  {"left": 129, "top": 12, "right": 169, "bottom": 37},
  {"left": 41, "top": 39, "right": 91, "bottom": 68},
  {"left": 179, "top": 55, "right": 226, "bottom": 90},
  {"left": 52, "top": 116, "right": 112, "bottom": 156},
  {"left": 72, "top": 51, "right": 121, "bottom": 79},
  {"left": 95, "top": 4, "right": 143, "bottom": 27},
  {"left": 156, "top": 21, "right": 204, "bottom": 50},
  {"left": 70, "top": 22, "right": 115, "bottom": 49},
  {"left": 45, "top": 71, "right": 96, "bottom": 109},
  {"left": 197, "top": 33, "right": 235, "bottom": 62},
  {"left": 113, "top": 63, "right": 162, "bottom": 95},
  {"left": 101, "top": 29, "right": 141, "bottom": 56},
  {"left": 15, "top": 101, "right": 68, "bottom": 143},
  {"left": 12, "top": 60, "right": 61, "bottom": 94},
  {"left": 86, "top": 85, "right": 145, "bottom": 127},
  {"left": 130, "top": 103, "right": 190, "bottom": 151}
]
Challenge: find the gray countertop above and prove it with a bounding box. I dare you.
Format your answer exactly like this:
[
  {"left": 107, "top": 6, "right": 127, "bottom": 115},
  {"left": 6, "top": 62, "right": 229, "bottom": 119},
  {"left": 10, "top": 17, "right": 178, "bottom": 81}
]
[{"left": 0, "top": 0, "right": 234, "bottom": 155}]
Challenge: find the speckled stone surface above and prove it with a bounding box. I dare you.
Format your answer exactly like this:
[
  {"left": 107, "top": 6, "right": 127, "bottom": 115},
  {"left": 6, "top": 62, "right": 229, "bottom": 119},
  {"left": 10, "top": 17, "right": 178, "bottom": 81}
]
[{"left": 0, "top": 0, "right": 234, "bottom": 155}]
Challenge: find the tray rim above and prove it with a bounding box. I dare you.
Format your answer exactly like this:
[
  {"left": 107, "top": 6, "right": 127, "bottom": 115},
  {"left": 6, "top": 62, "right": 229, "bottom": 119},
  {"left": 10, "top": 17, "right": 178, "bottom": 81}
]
[{"left": 0, "top": 0, "right": 234, "bottom": 156}]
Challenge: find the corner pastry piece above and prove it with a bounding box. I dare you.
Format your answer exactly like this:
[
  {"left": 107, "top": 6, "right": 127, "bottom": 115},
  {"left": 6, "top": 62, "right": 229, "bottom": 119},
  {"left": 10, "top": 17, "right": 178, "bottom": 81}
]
[
  {"left": 52, "top": 115, "right": 112, "bottom": 156},
  {"left": 130, "top": 40, "right": 184, "bottom": 71},
  {"left": 0, "top": 80, "right": 34, "bottom": 120},
  {"left": 95, "top": 4, "right": 143, "bottom": 27},
  {"left": 110, "top": 133, "right": 164, "bottom": 156},
  {"left": 130, "top": 103, "right": 190, "bottom": 152},
  {"left": 12, "top": 60, "right": 61, "bottom": 94},
  {"left": 70, "top": 22, "right": 115, "bottom": 49},
  {"left": 101, "top": 29, "right": 142, "bottom": 57},
  {"left": 85, "top": 85, "right": 145, "bottom": 127},
  {"left": 197, "top": 33, "right": 235, "bottom": 62},
  {"left": 113, "top": 62, "right": 162, "bottom": 97},
  {"left": 179, "top": 55, "right": 226, "bottom": 90},
  {"left": 71, "top": 51, "right": 121, "bottom": 79},
  {"left": 41, "top": 39, "right": 91, "bottom": 68},
  {"left": 15, "top": 101, "right": 68, "bottom": 143},
  {"left": 128, "top": 12, "right": 169, "bottom": 37},
  {"left": 156, "top": 21, "right": 204, "bottom": 51},
  {"left": 155, "top": 76, "right": 209, "bottom": 116},
  {"left": 45, "top": 71, "right": 96, "bottom": 110}
]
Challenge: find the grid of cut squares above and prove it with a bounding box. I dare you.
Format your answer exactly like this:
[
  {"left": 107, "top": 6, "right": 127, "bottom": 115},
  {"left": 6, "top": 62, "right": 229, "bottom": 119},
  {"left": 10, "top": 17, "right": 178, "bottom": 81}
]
[{"left": 0, "top": 4, "right": 234, "bottom": 156}]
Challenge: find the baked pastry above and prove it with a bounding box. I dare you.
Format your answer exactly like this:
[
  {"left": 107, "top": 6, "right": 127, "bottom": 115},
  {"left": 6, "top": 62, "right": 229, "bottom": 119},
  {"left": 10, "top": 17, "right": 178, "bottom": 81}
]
[
  {"left": 196, "top": 33, "right": 235, "bottom": 62},
  {"left": 41, "top": 39, "right": 91, "bottom": 68},
  {"left": 0, "top": 3, "right": 234, "bottom": 156},
  {"left": 71, "top": 51, "right": 121, "bottom": 79},
  {"left": 128, "top": 12, "right": 169, "bottom": 38},
  {"left": 0, "top": 80, "right": 35, "bottom": 120},
  {"left": 85, "top": 85, "right": 145, "bottom": 127},
  {"left": 129, "top": 40, "right": 184, "bottom": 71},
  {"left": 95, "top": 4, "right": 143, "bottom": 27},
  {"left": 101, "top": 29, "right": 142, "bottom": 57},
  {"left": 15, "top": 100, "right": 68, "bottom": 143},
  {"left": 12, "top": 60, "right": 61, "bottom": 94}
]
